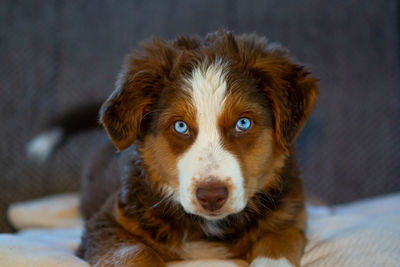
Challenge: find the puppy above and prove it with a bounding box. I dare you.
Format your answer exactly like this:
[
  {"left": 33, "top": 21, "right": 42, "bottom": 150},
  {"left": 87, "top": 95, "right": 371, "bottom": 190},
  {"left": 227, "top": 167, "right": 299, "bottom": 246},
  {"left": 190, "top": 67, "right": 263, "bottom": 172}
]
[{"left": 73, "top": 30, "right": 318, "bottom": 267}]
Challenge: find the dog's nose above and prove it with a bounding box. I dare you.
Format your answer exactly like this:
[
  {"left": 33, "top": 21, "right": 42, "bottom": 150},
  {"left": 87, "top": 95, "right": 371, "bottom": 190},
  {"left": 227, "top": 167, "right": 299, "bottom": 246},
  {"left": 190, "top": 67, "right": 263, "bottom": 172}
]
[{"left": 196, "top": 181, "right": 228, "bottom": 212}]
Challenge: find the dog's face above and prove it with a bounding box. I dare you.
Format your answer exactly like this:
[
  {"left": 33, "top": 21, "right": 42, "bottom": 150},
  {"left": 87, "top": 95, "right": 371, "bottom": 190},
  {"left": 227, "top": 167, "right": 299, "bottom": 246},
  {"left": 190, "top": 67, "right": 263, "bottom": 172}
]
[{"left": 100, "top": 32, "right": 318, "bottom": 220}]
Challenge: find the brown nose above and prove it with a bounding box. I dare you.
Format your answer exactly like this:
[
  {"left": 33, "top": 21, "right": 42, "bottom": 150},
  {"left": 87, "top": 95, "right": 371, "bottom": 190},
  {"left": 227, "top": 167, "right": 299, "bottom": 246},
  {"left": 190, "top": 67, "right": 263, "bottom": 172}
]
[{"left": 196, "top": 181, "right": 228, "bottom": 212}]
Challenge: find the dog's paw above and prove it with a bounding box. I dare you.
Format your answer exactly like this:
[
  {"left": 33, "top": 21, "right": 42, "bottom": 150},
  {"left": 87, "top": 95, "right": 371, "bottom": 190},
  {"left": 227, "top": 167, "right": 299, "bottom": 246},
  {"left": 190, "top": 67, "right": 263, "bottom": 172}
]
[
  {"left": 250, "top": 257, "right": 293, "bottom": 267},
  {"left": 167, "top": 259, "right": 249, "bottom": 267}
]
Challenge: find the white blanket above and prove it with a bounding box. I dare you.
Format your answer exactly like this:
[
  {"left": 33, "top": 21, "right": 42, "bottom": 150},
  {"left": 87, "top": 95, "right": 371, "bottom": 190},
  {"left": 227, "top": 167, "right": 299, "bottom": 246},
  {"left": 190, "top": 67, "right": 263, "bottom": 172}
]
[{"left": 1, "top": 193, "right": 400, "bottom": 267}]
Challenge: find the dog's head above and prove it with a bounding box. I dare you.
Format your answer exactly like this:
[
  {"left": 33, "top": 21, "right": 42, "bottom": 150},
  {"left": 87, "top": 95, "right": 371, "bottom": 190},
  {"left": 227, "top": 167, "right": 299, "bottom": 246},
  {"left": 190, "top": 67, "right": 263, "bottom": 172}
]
[{"left": 100, "top": 31, "right": 318, "bottom": 220}]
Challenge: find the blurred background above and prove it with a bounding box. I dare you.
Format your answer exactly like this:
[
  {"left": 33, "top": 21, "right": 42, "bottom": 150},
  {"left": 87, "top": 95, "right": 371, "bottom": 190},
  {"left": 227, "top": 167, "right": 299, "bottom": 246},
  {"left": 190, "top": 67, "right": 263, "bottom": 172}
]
[{"left": 1, "top": 0, "right": 399, "bottom": 232}]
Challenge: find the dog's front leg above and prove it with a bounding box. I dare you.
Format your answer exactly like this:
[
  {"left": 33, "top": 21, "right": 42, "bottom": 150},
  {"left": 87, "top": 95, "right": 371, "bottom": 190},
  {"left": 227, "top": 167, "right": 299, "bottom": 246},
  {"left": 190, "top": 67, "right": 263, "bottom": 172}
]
[
  {"left": 92, "top": 242, "right": 165, "bottom": 267},
  {"left": 77, "top": 195, "right": 167, "bottom": 267},
  {"left": 79, "top": 229, "right": 165, "bottom": 267},
  {"left": 248, "top": 227, "right": 305, "bottom": 267}
]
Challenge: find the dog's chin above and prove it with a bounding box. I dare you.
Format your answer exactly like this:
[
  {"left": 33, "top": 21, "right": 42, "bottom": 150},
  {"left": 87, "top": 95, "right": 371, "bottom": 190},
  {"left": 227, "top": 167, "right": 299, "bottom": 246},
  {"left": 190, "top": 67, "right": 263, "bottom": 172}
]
[
  {"left": 184, "top": 206, "right": 244, "bottom": 221},
  {"left": 201, "top": 213, "right": 228, "bottom": 221}
]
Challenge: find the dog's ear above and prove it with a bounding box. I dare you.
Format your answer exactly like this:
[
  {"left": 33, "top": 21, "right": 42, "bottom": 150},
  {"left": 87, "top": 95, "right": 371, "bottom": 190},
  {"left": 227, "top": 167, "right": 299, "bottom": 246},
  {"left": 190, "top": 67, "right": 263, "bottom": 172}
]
[
  {"left": 100, "top": 39, "right": 176, "bottom": 151},
  {"left": 251, "top": 51, "right": 318, "bottom": 152}
]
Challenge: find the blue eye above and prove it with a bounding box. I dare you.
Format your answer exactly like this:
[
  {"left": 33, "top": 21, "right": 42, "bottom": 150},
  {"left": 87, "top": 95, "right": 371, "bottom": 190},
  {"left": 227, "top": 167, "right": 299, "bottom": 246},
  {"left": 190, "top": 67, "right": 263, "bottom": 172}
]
[
  {"left": 174, "top": 121, "right": 189, "bottom": 134},
  {"left": 235, "top": 118, "right": 251, "bottom": 132}
]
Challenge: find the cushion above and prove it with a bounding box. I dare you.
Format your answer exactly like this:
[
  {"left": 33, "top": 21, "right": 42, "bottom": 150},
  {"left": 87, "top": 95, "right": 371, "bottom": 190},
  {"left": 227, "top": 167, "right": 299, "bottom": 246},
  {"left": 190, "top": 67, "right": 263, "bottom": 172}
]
[{"left": 1, "top": 193, "right": 399, "bottom": 267}]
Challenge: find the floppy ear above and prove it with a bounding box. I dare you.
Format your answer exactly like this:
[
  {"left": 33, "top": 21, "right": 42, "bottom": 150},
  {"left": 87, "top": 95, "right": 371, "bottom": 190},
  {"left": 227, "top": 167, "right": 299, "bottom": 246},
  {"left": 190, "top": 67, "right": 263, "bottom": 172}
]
[
  {"left": 252, "top": 55, "right": 318, "bottom": 152},
  {"left": 100, "top": 39, "right": 176, "bottom": 151}
]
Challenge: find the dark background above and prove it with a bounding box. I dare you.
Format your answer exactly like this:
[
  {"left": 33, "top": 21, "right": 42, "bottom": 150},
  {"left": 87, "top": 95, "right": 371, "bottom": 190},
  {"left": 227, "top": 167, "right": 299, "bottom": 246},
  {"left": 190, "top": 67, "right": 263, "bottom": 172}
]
[{"left": 1, "top": 0, "right": 399, "bottom": 232}]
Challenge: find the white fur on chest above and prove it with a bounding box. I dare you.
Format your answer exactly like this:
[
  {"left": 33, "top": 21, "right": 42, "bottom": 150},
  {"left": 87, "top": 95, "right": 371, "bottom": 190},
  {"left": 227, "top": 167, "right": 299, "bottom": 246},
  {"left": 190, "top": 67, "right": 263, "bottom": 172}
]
[{"left": 181, "top": 241, "right": 232, "bottom": 260}]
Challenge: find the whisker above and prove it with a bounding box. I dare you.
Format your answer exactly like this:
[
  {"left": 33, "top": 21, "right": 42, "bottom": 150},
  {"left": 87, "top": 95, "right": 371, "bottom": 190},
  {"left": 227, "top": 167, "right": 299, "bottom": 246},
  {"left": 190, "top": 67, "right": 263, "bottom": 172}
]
[{"left": 149, "top": 191, "right": 174, "bottom": 210}]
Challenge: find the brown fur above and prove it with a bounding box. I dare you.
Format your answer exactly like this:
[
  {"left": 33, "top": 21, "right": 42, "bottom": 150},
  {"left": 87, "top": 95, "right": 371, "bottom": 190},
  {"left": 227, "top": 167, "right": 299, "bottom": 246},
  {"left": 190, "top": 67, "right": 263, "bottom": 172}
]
[{"left": 77, "top": 30, "right": 318, "bottom": 266}]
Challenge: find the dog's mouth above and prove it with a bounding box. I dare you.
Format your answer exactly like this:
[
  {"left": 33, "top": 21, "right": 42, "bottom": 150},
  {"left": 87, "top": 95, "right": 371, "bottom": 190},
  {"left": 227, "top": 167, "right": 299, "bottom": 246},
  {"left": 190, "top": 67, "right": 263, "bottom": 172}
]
[
  {"left": 195, "top": 205, "right": 244, "bottom": 221},
  {"left": 178, "top": 178, "right": 247, "bottom": 221}
]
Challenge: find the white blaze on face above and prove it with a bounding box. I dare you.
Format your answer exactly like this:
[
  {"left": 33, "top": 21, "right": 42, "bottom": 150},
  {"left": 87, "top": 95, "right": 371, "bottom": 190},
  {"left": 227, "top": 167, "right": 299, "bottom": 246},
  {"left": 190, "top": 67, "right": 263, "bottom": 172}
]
[{"left": 177, "top": 62, "right": 246, "bottom": 218}]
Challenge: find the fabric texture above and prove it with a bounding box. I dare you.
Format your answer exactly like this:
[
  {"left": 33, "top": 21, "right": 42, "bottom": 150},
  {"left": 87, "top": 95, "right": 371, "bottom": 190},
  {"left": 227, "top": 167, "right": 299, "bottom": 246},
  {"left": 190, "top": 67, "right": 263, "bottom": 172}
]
[
  {"left": 1, "top": 193, "right": 400, "bottom": 267},
  {"left": 1, "top": 0, "right": 399, "bottom": 233}
]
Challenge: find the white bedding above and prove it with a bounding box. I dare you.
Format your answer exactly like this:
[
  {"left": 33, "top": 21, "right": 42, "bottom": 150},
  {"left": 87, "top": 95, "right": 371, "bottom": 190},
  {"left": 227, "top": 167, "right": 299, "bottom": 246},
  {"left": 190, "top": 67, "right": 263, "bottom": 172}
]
[{"left": 1, "top": 193, "right": 400, "bottom": 267}]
